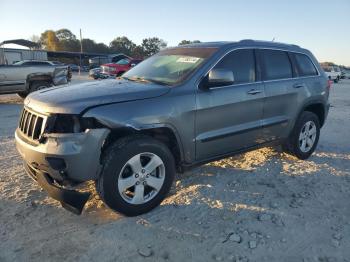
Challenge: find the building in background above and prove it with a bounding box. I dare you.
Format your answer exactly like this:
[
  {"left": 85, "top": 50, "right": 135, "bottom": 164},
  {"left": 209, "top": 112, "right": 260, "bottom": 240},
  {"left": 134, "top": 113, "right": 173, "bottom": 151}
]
[{"left": 0, "top": 39, "right": 46, "bottom": 64}]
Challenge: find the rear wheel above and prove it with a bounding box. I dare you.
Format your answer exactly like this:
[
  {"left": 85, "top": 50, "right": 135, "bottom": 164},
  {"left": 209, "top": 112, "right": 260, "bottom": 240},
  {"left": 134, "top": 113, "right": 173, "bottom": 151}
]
[
  {"left": 96, "top": 136, "right": 175, "bottom": 216},
  {"left": 283, "top": 111, "right": 320, "bottom": 160}
]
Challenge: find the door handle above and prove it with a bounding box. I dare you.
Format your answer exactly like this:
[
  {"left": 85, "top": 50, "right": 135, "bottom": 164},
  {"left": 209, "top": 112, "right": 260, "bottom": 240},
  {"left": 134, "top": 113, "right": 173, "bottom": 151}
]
[
  {"left": 247, "top": 89, "right": 262, "bottom": 95},
  {"left": 293, "top": 83, "right": 304, "bottom": 88}
]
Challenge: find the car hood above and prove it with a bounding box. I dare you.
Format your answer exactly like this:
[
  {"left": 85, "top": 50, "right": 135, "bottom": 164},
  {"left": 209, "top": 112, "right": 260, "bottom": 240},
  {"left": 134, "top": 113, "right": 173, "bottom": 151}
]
[
  {"left": 102, "top": 63, "right": 119, "bottom": 68},
  {"left": 25, "top": 79, "right": 170, "bottom": 114}
]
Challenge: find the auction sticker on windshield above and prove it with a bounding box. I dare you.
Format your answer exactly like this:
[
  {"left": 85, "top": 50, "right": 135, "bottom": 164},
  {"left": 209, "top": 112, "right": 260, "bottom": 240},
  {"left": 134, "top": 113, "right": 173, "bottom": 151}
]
[{"left": 176, "top": 57, "right": 200, "bottom": 63}]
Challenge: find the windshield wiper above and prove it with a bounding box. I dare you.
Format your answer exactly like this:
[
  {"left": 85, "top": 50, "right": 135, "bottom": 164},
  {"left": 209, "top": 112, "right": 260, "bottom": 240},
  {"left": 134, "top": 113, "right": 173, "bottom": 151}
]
[
  {"left": 122, "top": 76, "right": 169, "bottom": 86},
  {"left": 143, "top": 78, "right": 170, "bottom": 86},
  {"left": 122, "top": 76, "right": 150, "bottom": 83}
]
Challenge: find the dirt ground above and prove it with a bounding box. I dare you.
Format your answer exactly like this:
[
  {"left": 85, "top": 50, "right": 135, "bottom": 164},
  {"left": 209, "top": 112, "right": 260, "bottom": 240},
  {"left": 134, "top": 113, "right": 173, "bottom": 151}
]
[{"left": 0, "top": 77, "right": 349, "bottom": 262}]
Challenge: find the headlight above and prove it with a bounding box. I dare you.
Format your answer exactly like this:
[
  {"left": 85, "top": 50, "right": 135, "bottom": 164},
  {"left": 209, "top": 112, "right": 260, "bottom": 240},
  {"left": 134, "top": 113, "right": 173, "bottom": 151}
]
[{"left": 47, "top": 115, "right": 102, "bottom": 133}]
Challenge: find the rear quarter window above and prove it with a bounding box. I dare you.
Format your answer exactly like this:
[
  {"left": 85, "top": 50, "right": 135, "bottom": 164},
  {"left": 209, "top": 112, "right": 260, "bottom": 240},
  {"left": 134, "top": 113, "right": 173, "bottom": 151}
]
[
  {"left": 294, "top": 53, "right": 318, "bottom": 76},
  {"left": 260, "top": 49, "right": 292, "bottom": 80}
]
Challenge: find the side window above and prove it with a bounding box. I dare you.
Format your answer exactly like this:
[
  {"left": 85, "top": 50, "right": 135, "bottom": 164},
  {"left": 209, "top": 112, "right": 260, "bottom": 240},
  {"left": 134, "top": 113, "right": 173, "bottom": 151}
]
[
  {"left": 37, "top": 62, "right": 48, "bottom": 66},
  {"left": 261, "top": 49, "right": 292, "bottom": 80},
  {"left": 27, "top": 61, "right": 48, "bottom": 66},
  {"left": 213, "top": 49, "right": 256, "bottom": 84},
  {"left": 294, "top": 53, "right": 318, "bottom": 76}
]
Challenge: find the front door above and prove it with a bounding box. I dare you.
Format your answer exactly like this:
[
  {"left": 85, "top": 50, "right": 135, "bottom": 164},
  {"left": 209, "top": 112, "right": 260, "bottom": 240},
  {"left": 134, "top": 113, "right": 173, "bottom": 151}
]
[{"left": 195, "top": 49, "right": 265, "bottom": 160}]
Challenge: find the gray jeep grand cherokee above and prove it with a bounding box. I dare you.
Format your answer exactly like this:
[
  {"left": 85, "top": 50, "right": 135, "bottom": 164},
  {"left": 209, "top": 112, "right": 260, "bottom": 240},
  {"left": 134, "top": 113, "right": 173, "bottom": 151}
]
[{"left": 15, "top": 40, "right": 330, "bottom": 216}]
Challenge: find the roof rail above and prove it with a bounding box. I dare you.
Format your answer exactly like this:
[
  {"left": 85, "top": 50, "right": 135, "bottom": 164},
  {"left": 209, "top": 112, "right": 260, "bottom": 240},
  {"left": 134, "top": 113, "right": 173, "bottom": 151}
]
[
  {"left": 238, "top": 39, "right": 255, "bottom": 43},
  {"left": 239, "top": 39, "right": 300, "bottom": 48}
]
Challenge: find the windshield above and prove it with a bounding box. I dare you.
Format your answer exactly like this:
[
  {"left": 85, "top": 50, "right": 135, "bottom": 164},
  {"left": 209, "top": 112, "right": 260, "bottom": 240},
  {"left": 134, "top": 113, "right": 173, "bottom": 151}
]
[
  {"left": 116, "top": 59, "right": 130, "bottom": 65},
  {"left": 123, "top": 47, "right": 218, "bottom": 85}
]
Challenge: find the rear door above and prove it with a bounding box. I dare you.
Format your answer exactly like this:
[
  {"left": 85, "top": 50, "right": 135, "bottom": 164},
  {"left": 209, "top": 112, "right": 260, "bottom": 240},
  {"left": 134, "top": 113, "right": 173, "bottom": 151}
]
[
  {"left": 0, "top": 66, "right": 26, "bottom": 93},
  {"left": 258, "top": 49, "right": 300, "bottom": 141},
  {"left": 195, "top": 49, "right": 265, "bottom": 160}
]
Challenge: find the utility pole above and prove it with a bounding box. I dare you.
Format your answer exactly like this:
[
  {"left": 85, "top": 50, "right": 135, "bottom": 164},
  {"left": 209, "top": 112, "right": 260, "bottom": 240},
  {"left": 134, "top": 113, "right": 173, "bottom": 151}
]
[{"left": 79, "top": 29, "right": 83, "bottom": 75}]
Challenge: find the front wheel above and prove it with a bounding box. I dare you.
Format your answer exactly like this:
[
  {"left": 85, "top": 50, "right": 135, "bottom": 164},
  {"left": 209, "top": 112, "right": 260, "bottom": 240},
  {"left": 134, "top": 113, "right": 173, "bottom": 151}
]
[
  {"left": 30, "top": 81, "right": 51, "bottom": 93},
  {"left": 96, "top": 136, "right": 175, "bottom": 216},
  {"left": 283, "top": 111, "right": 320, "bottom": 160},
  {"left": 17, "top": 91, "right": 28, "bottom": 98}
]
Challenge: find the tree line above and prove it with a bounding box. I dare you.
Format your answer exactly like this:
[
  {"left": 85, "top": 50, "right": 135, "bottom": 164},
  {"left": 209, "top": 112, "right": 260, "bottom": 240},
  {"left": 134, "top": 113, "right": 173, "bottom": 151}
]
[{"left": 32, "top": 29, "right": 201, "bottom": 58}]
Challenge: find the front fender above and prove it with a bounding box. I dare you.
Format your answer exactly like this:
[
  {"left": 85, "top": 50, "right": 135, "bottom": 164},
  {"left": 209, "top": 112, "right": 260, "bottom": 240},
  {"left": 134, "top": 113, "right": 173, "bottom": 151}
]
[{"left": 82, "top": 94, "right": 196, "bottom": 164}]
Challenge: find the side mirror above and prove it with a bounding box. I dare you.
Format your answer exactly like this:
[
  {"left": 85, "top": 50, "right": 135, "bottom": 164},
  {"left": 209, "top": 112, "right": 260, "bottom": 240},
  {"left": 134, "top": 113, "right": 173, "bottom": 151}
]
[{"left": 207, "top": 69, "right": 234, "bottom": 87}]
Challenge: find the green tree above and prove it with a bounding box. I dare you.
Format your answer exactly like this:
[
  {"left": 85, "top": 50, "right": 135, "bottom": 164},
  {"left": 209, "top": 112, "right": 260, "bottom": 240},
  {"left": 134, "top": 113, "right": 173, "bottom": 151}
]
[
  {"left": 56, "top": 29, "right": 76, "bottom": 41},
  {"left": 131, "top": 45, "right": 145, "bottom": 58},
  {"left": 81, "top": 39, "right": 110, "bottom": 53},
  {"left": 109, "top": 36, "right": 136, "bottom": 56},
  {"left": 141, "top": 37, "right": 167, "bottom": 57},
  {"left": 55, "top": 29, "right": 80, "bottom": 52}
]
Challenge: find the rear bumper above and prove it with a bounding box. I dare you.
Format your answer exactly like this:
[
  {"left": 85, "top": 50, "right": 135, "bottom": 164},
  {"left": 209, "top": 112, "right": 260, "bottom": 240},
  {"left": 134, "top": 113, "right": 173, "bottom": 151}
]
[{"left": 24, "top": 163, "right": 90, "bottom": 214}]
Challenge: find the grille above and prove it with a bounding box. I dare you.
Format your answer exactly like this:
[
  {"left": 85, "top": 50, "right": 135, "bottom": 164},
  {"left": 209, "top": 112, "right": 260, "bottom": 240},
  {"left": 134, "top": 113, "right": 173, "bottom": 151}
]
[{"left": 18, "top": 108, "right": 45, "bottom": 140}]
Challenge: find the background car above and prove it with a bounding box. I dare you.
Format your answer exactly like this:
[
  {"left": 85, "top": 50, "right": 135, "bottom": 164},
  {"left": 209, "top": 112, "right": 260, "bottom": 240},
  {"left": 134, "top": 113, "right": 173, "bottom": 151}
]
[
  {"left": 89, "top": 54, "right": 131, "bottom": 69},
  {"left": 89, "top": 67, "right": 102, "bottom": 79},
  {"left": 321, "top": 65, "right": 341, "bottom": 82},
  {"left": 13, "top": 60, "right": 62, "bottom": 66},
  {"left": 100, "top": 58, "right": 142, "bottom": 77},
  {"left": 68, "top": 64, "right": 80, "bottom": 72}
]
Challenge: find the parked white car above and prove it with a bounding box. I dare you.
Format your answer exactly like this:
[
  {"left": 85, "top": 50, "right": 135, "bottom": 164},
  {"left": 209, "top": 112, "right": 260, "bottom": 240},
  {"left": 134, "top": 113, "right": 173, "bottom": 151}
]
[
  {"left": 322, "top": 65, "right": 341, "bottom": 82},
  {"left": 341, "top": 69, "right": 350, "bottom": 79}
]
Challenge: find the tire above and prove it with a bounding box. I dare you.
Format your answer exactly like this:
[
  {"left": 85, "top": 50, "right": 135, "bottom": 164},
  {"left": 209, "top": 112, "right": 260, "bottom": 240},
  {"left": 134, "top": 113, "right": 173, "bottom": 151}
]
[
  {"left": 17, "top": 91, "right": 28, "bottom": 98},
  {"left": 116, "top": 71, "right": 125, "bottom": 77},
  {"left": 30, "top": 81, "right": 50, "bottom": 93},
  {"left": 96, "top": 135, "right": 175, "bottom": 216},
  {"left": 283, "top": 111, "right": 320, "bottom": 160}
]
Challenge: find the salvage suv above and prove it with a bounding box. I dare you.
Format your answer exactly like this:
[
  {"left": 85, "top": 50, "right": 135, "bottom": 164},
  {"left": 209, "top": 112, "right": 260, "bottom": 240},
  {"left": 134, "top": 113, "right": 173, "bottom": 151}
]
[{"left": 15, "top": 40, "right": 330, "bottom": 216}]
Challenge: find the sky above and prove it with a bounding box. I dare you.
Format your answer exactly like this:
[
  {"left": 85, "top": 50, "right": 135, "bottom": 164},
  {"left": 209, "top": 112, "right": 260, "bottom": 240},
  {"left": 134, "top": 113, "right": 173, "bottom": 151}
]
[{"left": 1, "top": 0, "right": 349, "bottom": 65}]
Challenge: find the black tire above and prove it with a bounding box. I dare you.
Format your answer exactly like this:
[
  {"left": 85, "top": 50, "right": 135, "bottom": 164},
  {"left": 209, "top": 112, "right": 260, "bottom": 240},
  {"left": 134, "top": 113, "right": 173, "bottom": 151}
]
[
  {"left": 96, "top": 135, "right": 175, "bottom": 216},
  {"left": 17, "top": 91, "right": 28, "bottom": 98},
  {"left": 283, "top": 111, "right": 320, "bottom": 160},
  {"left": 116, "top": 71, "right": 125, "bottom": 77},
  {"left": 30, "top": 81, "right": 50, "bottom": 93}
]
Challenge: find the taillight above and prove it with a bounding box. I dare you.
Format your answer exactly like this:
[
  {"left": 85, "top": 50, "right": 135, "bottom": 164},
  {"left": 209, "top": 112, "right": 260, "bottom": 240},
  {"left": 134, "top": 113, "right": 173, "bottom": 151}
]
[{"left": 327, "top": 80, "right": 332, "bottom": 90}]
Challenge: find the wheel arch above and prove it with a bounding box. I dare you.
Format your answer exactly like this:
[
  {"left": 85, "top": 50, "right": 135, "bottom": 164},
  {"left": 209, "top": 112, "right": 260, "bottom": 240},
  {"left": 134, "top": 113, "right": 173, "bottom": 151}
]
[
  {"left": 101, "top": 124, "right": 185, "bottom": 172},
  {"left": 26, "top": 73, "right": 53, "bottom": 89},
  {"left": 301, "top": 101, "right": 326, "bottom": 127}
]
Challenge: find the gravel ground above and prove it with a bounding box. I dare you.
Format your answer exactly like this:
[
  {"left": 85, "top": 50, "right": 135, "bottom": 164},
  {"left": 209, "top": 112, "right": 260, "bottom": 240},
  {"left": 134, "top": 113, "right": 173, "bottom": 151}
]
[{"left": 0, "top": 78, "right": 349, "bottom": 262}]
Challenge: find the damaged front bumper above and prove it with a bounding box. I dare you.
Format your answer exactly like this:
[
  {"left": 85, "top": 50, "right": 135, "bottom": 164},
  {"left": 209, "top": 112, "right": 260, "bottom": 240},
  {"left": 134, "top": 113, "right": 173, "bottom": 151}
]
[
  {"left": 24, "top": 163, "right": 90, "bottom": 214},
  {"left": 15, "top": 128, "right": 110, "bottom": 214}
]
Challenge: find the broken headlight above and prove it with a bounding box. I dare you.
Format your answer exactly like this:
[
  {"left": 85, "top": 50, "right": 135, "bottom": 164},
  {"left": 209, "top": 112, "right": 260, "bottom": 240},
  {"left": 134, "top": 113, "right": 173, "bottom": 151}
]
[{"left": 47, "top": 114, "right": 102, "bottom": 133}]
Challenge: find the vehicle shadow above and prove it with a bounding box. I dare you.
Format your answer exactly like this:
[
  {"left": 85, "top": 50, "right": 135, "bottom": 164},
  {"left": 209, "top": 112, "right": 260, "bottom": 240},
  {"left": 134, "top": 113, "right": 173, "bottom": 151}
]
[{"left": 2, "top": 145, "right": 349, "bottom": 261}]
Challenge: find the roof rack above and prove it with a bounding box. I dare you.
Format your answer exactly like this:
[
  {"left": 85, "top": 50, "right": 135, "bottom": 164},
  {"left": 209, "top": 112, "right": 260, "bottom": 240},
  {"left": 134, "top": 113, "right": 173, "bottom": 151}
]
[{"left": 238, "top": 39, "right": 300, "bottom": 48}]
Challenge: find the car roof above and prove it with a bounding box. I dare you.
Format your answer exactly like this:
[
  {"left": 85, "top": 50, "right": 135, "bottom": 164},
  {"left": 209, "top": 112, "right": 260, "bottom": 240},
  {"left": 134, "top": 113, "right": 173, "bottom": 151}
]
[{"left": 173, "top": 39, "right": 305, "bottom": 52}]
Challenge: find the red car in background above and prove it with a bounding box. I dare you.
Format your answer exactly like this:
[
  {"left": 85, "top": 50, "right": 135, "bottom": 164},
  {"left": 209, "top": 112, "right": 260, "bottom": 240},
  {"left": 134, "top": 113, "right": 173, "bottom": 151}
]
[{"left": 100, "top": 58, "right": 142, "bottom": 77}]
